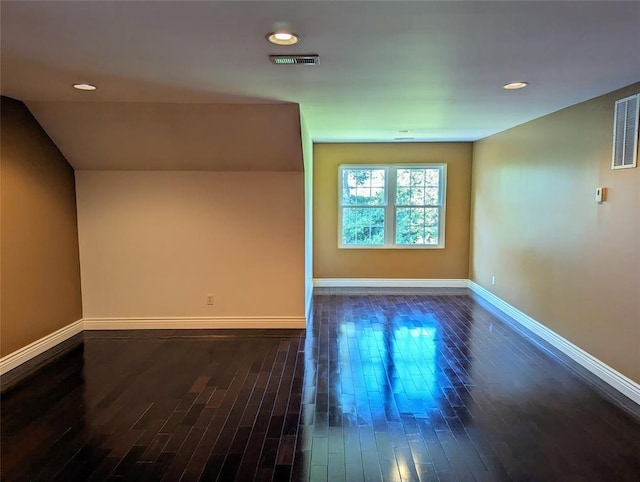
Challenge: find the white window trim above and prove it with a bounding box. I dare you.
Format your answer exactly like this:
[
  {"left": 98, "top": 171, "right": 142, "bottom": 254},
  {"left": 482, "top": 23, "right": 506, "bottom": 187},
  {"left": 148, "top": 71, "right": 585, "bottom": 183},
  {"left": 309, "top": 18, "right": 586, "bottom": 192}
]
[{"left": 338, "top": 164, "right": 447, "bottom": 249}]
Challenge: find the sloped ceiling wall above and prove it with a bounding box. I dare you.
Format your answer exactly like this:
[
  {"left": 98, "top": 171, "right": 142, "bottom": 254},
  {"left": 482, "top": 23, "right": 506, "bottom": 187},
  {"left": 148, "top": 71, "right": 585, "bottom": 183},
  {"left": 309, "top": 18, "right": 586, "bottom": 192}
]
[{"left": 26, "top": 102, "right": 304, "bottom": 171}]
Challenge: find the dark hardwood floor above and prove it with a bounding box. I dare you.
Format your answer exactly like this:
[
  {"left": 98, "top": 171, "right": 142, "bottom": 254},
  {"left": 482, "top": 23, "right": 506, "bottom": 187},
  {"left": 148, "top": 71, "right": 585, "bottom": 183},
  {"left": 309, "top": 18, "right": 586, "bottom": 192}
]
[{"left": 2, "top": 290, "right": 639, "bottom": 481}]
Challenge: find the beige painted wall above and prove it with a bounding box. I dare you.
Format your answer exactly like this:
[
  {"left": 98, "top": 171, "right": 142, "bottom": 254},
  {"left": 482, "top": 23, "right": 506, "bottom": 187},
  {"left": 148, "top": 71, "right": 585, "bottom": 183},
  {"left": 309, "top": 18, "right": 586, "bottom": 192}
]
[
  {"left": 76, "top": 171, "right": 305, "bottom": 321},
  {"left": 27, "top": 102, "right": 304, "bottom": 171},
  {"left": 1, "top": 97, "right": 82, "bottom": 357},
  {"left": 314, "top": 143, "right": 472, "bottom": 279},
  {"left": 471, "top": 83, "right": 640, "bottom": 383}
]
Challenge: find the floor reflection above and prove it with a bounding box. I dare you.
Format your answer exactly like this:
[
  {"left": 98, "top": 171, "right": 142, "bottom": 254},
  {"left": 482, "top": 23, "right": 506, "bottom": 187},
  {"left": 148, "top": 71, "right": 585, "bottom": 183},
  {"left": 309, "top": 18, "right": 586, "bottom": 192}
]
[
  {"left": 298, "top": 293, "right": 481, "bottom": 480},
  {"left": 296, "top": 292, "right": 640, "bottom": 481},
  {"left": 332, "top": 297, "right": 474, "bottom": 432}
]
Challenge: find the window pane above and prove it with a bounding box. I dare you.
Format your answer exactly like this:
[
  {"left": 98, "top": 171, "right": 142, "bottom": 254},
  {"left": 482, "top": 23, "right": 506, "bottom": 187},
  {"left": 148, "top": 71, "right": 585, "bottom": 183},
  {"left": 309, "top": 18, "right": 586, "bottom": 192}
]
[
  {"left": 355, "top": 186, "right": 370, "bottom": 201},
  {"left": 425, "top": 187, "right": 439, "bottom": 205},
  {"left": 397, "top": 169, "right": 411, "bottom": 187},
  {"left": 343, "top": 226, "right": 357, "bottom": 245},
  {"left": 345, "top": 169, "right": 371, "bottom": 188},
  {"left": 396, "top": 207, "right": 410, "bottom": 227},
  {"left": 357, "top": 227, "right": 370, "bottom": 244},
  {"left": 397, "top": 167, "right": 440, "bottom": 186},
  {"left": 352, "top": 187, "right": 385, "bottom": 206},
  {"left": 371, "top": 226, "right": 384, "bottom": 244},
  {"left": 342, "top": 168, "right": 385, "bottom": 205},
  {"left": 424, "top": 169, "right": 439, "bottom": 186},
  {"left": 410, "top": 169, "right": 425, "bottom": 186},
  {"left": 395, "top": 168, "right": 441, "bottom": 206},
  {"left": 425, "top": 226, "right": 439, "bottom": 244},
  {"left": 371, "top": 170, "right": 385, "bottom": 187},
  {"left": 396, "top": 208, "right": 411, "bottom": 244},
  {"left": 396, "top": 207, "right": 440, "bottom": 245},
  {"left": 410, "top": 188, "right": 425, "bottom": 206},
  {"left": 371, "top": 187, "right": 384, "bottom": 203},
  {"left": 343, "top": 207, "right": 385, "bottom": 245},
  {"left": 396, "top": 187, "right": 411, "bottom": 205},
  {"left": 409, "top": 207, "right": 424, "bottom": 226},
  {"left": 425, "top": 207, "right": 439, "bottom": 227}
]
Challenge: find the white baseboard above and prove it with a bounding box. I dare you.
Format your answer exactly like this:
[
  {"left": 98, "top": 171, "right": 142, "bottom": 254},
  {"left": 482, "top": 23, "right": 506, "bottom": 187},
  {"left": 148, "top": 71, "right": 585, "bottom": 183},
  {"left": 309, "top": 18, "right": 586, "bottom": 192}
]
[
  {"left": 5, "top": 285, "right": 638, "bottom": 409},
  {"left": 305, "top": 285, "right": 314, "bottom": 323},
  {"left": 83, "top": 316, "right": 306, "bottom": 330},
  {"left": 1, "top": 315, "right": 305, "bottom": 375},
  {"left": 469, "top": 281, "right": 640, "bottom": 406},
  {"left": 313, "top": 278, "right": 469, "bottom": 288},
  {"left": 0, "top": 319, "right": 83, "bottom": 376}
]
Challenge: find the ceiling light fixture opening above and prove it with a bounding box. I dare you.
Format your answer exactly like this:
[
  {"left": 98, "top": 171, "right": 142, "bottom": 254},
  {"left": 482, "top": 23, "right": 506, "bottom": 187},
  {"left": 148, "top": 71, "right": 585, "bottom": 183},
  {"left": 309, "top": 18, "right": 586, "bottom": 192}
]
[
  {"left": 398, "top": 130, "right": 411, "bottom": 133},
  {"left": 503, "top": 81, "right": 529, "bottom": 90},
  {"left": 266, "top": 31, "right": 300, "bottom": 46},
  {"left": 73, "top": 83, "right": 97, "bottom": 91}
]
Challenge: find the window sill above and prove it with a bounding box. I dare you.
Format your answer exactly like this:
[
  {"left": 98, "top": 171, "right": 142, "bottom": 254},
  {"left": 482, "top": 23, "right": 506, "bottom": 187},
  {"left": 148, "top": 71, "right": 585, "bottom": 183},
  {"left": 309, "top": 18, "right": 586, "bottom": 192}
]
[{"left": 338, "top": 244, "right": 445, "bottom": 250}]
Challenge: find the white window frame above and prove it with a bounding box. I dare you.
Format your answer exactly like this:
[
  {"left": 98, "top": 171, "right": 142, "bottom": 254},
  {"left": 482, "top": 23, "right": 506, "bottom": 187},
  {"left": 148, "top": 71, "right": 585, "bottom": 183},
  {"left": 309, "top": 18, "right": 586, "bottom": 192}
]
[{"left": 338, "top": 164, "right": 447, "bottom": 249}]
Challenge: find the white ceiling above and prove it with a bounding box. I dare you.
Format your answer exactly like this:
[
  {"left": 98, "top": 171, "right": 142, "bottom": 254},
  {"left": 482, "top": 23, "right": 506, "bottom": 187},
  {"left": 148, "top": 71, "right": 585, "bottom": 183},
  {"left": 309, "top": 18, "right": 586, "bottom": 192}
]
[{"left": 2, "top": 0, "right": 640, "bottom": 146}]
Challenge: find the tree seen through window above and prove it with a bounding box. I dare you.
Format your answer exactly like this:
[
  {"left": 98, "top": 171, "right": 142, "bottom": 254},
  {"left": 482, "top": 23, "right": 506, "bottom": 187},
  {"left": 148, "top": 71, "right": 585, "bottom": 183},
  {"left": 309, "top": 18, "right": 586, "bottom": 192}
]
[{"left": 340, "top": 165, "right": 445, "bottom": 247}]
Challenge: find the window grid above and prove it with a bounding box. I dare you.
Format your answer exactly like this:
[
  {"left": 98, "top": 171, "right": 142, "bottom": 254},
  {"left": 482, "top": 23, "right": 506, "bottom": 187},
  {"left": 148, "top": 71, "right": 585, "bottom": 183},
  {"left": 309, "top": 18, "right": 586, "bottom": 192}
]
[
  {"left": 394, "top": 167, "right": 443, "bottom": 246},
  {"left": 340, "top": 167, "right": 388, "bottom": 246}
]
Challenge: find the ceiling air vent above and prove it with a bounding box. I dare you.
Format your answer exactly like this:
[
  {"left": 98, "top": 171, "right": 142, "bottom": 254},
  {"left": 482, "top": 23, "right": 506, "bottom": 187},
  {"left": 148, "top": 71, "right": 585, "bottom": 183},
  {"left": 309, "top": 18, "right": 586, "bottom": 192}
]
[
  {"left": 612, "top": 93, "right": 639, "bottom": 169},
  {"left": 270, "top": 54, "right": 319, "bottom": 66}
]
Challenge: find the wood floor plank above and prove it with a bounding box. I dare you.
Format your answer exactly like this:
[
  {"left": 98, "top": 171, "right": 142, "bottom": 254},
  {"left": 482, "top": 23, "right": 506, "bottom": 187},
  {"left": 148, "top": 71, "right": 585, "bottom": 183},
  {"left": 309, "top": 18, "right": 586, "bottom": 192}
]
[{"left": 2, "top": 292, "right": 639, "bottom": 481}]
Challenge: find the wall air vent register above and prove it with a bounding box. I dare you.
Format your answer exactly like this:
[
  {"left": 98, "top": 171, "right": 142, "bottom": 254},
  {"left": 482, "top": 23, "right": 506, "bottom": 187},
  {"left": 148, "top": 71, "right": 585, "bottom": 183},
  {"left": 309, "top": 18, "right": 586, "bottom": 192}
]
[{"left": 612, "top": 93, "right": 639, "bottom": 169}]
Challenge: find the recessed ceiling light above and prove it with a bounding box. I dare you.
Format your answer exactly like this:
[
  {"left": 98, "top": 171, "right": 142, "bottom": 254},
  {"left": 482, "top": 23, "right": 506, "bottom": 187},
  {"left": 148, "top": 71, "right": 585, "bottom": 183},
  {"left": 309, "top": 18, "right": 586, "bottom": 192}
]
[
  {"left": 398, "top": 130, "right": 411, "bottom": 133},
  {"left": 503, "top": 81, "right": 529, "bottom": 90},
  {"left": 73, "top": 83, "right": 97, "bottom": 91},
  {"left": 266, "top": 31, "right": 300, "bottom": 46}
]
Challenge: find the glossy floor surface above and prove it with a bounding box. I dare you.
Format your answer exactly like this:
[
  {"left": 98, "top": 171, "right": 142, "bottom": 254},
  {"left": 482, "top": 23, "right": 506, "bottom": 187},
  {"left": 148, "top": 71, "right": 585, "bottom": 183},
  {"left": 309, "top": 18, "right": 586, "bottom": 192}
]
[{"left": 2, "top": 291, "right": 639, "bottom": 481}]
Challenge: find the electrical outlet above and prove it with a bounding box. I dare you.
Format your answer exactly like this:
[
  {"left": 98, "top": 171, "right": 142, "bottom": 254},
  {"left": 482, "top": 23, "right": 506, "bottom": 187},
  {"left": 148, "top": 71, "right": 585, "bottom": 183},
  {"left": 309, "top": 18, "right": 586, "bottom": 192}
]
[
  {"left": 491, "top": 276, "right": 496, "bottom": 286},
  {"left": 206, "top": 294, "right": 214, "bottom": 306}
]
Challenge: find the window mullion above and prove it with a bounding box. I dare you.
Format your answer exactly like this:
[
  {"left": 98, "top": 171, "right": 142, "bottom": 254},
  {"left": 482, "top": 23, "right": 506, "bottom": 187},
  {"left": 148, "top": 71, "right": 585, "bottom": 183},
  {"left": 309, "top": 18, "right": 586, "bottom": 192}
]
[{"left": 386, "top": 166, "right": 396, "bottom": 246}]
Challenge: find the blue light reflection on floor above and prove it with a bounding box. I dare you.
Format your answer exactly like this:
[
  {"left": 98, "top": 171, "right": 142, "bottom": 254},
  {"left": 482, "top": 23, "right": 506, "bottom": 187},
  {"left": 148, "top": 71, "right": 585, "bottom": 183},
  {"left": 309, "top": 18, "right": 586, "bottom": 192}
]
[
  {"left": 298, "top": 294, "right": 479, "bottom": 480},
  {"left": 331, "top": 305, "right": 473, "bottom": 432},
  {"left": 338, "top": 313, "right": 434, "bottom": 425}
]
